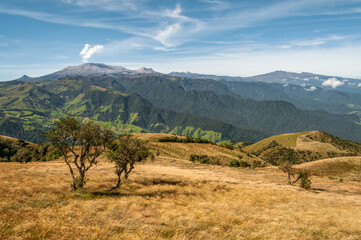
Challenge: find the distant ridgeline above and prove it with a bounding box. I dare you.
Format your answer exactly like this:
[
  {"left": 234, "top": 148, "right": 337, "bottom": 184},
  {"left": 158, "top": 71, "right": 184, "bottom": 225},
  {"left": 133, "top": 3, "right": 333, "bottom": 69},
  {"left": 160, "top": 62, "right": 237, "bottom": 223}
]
[{"left": 1, "top": 73, "right": 361, "bottom": 143}]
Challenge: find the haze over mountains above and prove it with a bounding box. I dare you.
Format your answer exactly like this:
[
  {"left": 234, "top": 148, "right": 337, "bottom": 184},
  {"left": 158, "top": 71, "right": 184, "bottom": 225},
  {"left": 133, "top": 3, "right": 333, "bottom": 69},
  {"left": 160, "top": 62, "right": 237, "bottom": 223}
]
[{"left": 2, "top": 63, "right": 361, "bottom": 143}]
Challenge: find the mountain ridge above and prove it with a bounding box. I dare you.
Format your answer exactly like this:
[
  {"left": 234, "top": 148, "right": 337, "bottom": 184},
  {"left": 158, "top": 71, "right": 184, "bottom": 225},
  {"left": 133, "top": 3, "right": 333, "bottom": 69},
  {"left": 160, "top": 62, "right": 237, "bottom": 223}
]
[{"left": 16, "top": 63, "right": 160, "bottom": 81}]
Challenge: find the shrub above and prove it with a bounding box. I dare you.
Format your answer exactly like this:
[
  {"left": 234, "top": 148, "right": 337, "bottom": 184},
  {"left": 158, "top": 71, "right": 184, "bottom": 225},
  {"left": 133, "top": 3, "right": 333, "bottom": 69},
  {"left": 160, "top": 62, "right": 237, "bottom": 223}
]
[
  {"left": 189, "top": 154, "right": 211, "bottom": 164},
  {"left": 220, "top": 143, "right": 235, "bottom": 150},
  {"left": 239, "top": 160, "right": 251, "bottom": 168},
  {"left": 158, "top": 136, "right": 213, "bottom": 144},
  {"left": 228, "top": 159, "right": 240, "bottom": 167},
  {"left": 298, "top": 170, "right": 312, "bottom": 190},
  {"left": 251, "top": 160, "right": 265, "bottom": 168}
]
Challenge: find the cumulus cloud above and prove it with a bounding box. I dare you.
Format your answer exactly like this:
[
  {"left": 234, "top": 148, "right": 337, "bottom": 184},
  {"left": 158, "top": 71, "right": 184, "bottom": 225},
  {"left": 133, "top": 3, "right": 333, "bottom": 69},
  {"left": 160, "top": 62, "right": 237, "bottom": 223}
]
[
  {"left": 305, "top": 86, "right": 317, "bottom": 91},
  {"left": 303, "top": 78, "right": 309, "bottom": 81},
  {"left": 322, "top": 77, "right": 344, "bottom": 88},
  {"left": 80, "top": 43, "right": 103, "bottom": 62}
]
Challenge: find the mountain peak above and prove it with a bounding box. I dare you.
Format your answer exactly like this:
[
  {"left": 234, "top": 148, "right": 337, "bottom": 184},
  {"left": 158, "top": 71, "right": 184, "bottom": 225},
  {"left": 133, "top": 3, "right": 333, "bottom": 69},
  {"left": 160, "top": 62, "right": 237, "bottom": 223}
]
[
  {"left": 136, "top": 67, "right": 156, "bottom": 74},
  {"left": 18, "top": 63, "right": 161, "bottom": 81},
  {"left": 19, "top": 75, "right": 31, "bottom": 80}
]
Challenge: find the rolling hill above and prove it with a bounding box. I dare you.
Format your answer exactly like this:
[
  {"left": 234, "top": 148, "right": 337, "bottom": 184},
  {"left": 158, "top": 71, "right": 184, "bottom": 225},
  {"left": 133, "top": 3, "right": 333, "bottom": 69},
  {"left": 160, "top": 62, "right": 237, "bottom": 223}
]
[{"left": 243, "top": 131, "right": 361, "bottom": 165}]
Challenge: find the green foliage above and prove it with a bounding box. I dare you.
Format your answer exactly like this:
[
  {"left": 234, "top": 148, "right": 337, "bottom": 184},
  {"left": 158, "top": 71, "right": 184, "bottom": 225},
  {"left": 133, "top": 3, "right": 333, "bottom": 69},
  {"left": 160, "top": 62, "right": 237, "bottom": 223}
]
[
  {"left": 260, "top": 146, "right": 320, "bottom": 166},
  {"left": 3, "top": 75, "right": 361, "bottom": 145},
  {"left": 0, "top": 137, "right": 60, "bottom": 163},
  {"left": 228, "top": 159, "right": 240, "bottom": 167},
  {"left": 297, "top": 170, "right": 312, "bottom": 190},
  {"left": 106, "top": 135, "right": 152, "bottom": 191},
  {"left": 239, "top": 160, "right": 252, "bottom": 168},
  {"left": 219, "top": 143, "right": 235, "bottom": 150},
  {"left": 189, "top": 154, "right": 211, "bottom": 164},
  {"left": 254, "top": 140, "right": 279, "bottom": 156},
  {"left": 46, "top": 117, "right": 114, "bottom": 190},
  {"left": 10, "top": 147, "right": 33, "bottom": 163},
  {"left": 158, "top": 136, "right": 213, "bottom": 144}
]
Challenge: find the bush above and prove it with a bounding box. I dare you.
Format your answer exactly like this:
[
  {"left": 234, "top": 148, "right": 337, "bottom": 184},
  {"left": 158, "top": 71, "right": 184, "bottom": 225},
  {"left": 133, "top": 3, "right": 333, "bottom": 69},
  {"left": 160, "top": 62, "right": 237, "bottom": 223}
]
[
  {"left": 189, "top": 154, "right": 211, "bottom": 164},
  {"left": 298, "top": 170, "right": 312, "bottom": 190},
  {"left": 158, "top": 136, "right": 213, "bottom": 144},
  {"left": 239, "top": 160, "right": 251, "bottom": 168},
  {"left": 219, "top": 143, "right": 235, "bottom": 150},
  {"left": 228, "top": 159, "right": 240, "bottom": 167},
  {"left": 251, "top": 160, "right": 265, "bottom": 168}
]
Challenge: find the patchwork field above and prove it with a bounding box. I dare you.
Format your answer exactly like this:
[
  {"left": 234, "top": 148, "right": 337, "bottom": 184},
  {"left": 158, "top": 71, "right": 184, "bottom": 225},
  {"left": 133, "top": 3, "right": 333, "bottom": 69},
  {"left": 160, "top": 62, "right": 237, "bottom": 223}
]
[{"left": 1, "top": 154, "right": 361, "bottom": 239}]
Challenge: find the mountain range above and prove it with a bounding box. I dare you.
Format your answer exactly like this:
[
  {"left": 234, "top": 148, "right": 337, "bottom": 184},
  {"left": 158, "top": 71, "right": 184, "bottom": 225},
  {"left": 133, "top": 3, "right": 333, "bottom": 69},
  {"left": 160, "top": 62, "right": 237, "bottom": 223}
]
[
  {"left": 1, "top": 63, "right": 361, "bottom": 143},
  {"left": 18, "top": 63, "right": 159, "bottom": 81},
  {"left": 170, "top": 70, "right": 361, "bottom": 94}
]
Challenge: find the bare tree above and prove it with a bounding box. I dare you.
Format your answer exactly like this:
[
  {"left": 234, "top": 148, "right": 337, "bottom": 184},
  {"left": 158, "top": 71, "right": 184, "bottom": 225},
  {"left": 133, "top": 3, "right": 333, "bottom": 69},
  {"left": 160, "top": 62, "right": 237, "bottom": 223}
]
[
  {"left": 46, "top": 117, "right": 113, "bottom": 190},
  {"left": 106, "top": 135, "right": 151, "bottom": 191}
]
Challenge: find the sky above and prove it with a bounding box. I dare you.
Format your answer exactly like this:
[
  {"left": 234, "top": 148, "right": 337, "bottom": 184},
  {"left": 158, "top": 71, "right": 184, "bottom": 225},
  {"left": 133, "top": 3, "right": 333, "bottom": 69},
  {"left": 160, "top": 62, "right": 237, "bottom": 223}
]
[{"left": 1, "top": 0, "right": 361, "bottom": 80}]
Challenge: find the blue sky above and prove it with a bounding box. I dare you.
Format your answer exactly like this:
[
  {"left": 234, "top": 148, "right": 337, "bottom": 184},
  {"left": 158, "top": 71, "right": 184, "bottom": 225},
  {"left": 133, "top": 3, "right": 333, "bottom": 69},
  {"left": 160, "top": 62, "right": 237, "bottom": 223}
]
[{"left": 1, "top": 0, "right": 361, "bottom": 80}]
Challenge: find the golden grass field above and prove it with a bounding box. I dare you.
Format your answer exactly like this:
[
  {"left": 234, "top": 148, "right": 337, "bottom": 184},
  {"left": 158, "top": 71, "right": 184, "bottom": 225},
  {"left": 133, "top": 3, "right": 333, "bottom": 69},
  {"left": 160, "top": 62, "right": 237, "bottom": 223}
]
[{"left": 1, "top": 150, "right": 361, "bottom": 239}]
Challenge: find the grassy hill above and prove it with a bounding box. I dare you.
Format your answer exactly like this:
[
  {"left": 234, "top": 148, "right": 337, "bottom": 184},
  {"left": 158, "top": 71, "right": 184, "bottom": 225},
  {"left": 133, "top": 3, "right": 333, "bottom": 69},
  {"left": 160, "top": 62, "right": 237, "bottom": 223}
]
[
  {"left": 133, "top": 133, "right": 263, "bottom": 166},
  {"left": 296, "top": 156, "right": 361, "bottom": 182},
  {"left": 243, "top": 131, "right": 361, "bottom": 165}
]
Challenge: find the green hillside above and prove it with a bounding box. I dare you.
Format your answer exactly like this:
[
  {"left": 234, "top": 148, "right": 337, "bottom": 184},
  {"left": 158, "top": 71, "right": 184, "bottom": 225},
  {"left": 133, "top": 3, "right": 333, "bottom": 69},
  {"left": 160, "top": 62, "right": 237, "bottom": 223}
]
[
  {"left": 86, "top": 75, "right": 361, "bottom": 142},
  {"left": 0, "top": 79, "right": 266, "bottom": 143}
]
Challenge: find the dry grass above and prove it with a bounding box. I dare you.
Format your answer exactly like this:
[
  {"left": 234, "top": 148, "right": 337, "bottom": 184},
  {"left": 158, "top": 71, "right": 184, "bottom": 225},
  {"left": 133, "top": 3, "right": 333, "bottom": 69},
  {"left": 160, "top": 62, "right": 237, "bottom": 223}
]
[
  {"left": 244, "top": 131, "right": 346, "bottom": 154},
  {"left": 1, "top": 156, "right": 361, "bottom": 240},
  {"left": 295, "top": 133, "right": 345, "bottom": 154},
  {"left": 244, "top": 132, "right": 306, "bottom": 152},
  {"left": 132, "top": 133, "right": 260, "bottom": 165},
  {"left": 297, "top": 156, "right": 361, "bottom": 182}
]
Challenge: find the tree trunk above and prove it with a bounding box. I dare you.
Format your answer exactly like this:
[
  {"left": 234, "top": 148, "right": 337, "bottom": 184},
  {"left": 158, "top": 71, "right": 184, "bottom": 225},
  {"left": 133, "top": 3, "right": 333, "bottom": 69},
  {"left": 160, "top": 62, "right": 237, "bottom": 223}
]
[{"left": 109, "top": 174, "right": 121, "bottom": 191}]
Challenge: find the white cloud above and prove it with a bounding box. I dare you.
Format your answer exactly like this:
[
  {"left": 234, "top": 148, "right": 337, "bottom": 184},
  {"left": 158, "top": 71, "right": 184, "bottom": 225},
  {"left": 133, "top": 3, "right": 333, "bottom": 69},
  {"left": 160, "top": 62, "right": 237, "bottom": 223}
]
[
  {"left": 287, "top": 35, "right": 350, "bottom": 48},
  {"left": 60, "top": 0, "right": 137, "bottom": 11},
  {"left": 153, "top": 23, "right": 182, "bottom": 48},
  {"left": 80, "top": 44, "right": 104, "bottom": 62},
  {"left": 301, "top": 83, "right": 306, "bottom": 87},
  {"left": 305, "top": 86, "right": 317, "bottom": 91},
  {"left": 358, "top": 83, "right": 361, "bottom": 87},
  {"left": 198, "top": 0, "right": 230, "bottom": 11},
  {"left": 303, "top": 78, "right": 310, "bottom": 81},
  {"left": 282, "top": 83, "right": 289, "bottom": 87},
  {"left": 322, "top": 77, "right": 344, "bottom": 88},
  {"left": 148, "top": 4, "right": 203, "bottom": 49}
]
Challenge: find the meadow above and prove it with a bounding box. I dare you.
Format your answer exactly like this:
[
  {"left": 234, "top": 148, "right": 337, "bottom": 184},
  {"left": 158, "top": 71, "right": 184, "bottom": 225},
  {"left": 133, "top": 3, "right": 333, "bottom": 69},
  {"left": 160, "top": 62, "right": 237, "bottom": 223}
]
[{"left": 1, "top": 153, "right": 361, "bottom": 240}]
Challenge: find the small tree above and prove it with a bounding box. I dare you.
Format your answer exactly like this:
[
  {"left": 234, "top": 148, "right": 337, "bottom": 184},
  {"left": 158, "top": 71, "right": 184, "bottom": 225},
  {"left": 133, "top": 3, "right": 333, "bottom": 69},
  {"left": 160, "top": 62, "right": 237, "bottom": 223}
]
[
  {"left": 46, "top": 117, "right": 113, "bottom": 190},
  {"left": 279, "top": 161, "right": 312, "bottom": 189},
  {"left": 106, "top": 135, "right": 151, "bottom": 191},
  {"left": 279, "top": 161, "right": 295, "bottom": 185}
]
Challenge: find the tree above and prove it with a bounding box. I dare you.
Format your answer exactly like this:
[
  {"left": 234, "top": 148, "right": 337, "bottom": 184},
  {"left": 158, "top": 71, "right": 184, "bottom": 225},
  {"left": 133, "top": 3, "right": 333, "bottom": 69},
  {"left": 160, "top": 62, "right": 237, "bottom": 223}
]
[
  {"left": 279, "top": 161, "right": 312, "bottom": 189},
  {"left": 10, "top": 147, "right": 33, "bottom": 163},
  {"left": 106, "top": 135, "right": 151, "bottom": 191},
  {"left": 46, "top": 117, "right": 113, "bottom": 190}
]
